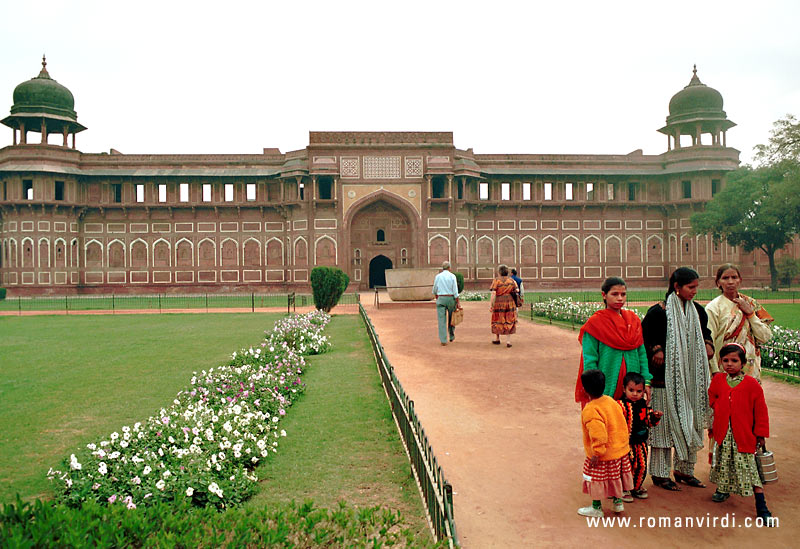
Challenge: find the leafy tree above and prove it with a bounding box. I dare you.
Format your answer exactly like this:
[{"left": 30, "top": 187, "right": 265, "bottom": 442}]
[
  {"left": 691, "top": 165, "right": 799, "bottom": 291},
  {"left": 754, "top": 114, "right": 800, "bottom": 166},
  {"left": 693, "top": 114, "right": 800, "bottom": 291},
  {"left": 310, "top": 266, "right": 350, "bottom": 312},
  {"left": 776, "top": 256, "right": 800, "bottom": 287}
]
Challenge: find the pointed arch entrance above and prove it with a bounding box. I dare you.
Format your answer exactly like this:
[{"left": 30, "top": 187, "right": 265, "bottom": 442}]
[
  {"left": 369, "top": 255, "right": 392, "bottom": 288},
  {"left": 346, "top": 192, "right": 418, "bottom": 289}
]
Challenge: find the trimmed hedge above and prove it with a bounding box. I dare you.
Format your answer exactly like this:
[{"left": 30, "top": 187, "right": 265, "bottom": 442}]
[
  {"left": 0, "top": 287, "right": 6, "bottom": 300},
  {"left": 0, "top": 498, "right": 429, "bottom": 547},
  {"left": 310, "top": 267, "right": 350, "bottom": 313},
  {"left": 454, "top": 272, "right": 464, "bottom": 294}
]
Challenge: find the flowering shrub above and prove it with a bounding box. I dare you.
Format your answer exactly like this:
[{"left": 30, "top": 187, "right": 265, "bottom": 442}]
[
  {"left": 531, "top": 297, "right": 606, "bottom": 323},
  {"left": 460, "top": 291, "right": 489, "bottom": 301},
  {"left": 48, "top": 311, "right": 332, "bottom": 509},
  {"left": 762, "top": 325, "right": 800, "bottom": 373}
]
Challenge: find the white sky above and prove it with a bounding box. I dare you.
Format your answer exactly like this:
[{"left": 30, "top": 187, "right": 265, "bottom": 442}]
[{"left": 1, "top": 0, "right": 798, "bottom": 165}]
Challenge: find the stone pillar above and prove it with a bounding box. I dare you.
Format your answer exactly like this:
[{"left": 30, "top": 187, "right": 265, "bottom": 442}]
[
  {"left": 447, "top": 175, "right": 453, "bottom": 199},
  {"left": 41, "top": 119, "right": 47, "bottom": 144},
  {"left": 12, "top": 128, "right": 16, "bottom": 146},
  {"left": 426, "top": 175, "right": 432, "bottom": 199},
  {"left": 674, "top": 129, "right": 680, "bottom": 149},
  {"left": 723, "top": 130, "right": 727, "bottom": 147},
  {"left": 62, "top": 127, "right": 69, "bottom": 147}
]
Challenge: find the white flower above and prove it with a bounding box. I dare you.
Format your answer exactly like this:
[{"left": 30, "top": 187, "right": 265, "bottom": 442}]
[
  {"left": 110, "top": 432, "right": 119, "bottom": 441},
  {"left": 163, "top": 470, "right": 171, "bottom": 478},
  {"left": 69, "top": 454, "right": 82, "bottom": 470},
  {"left": 280, "top": 430, "right": 286, "bottom": 437},
  {"left": 156, "top": 479, "right": 166, "bottom": 490},
  {"left": 132, "top": 476, "right": 141, "bottom": 485},
  {"left": 120, "top": 440, "right": 129, "bottom": 448},
  {"left": 186, "top": 487, "right": 194, "bottom": 497},
  {"left": 98, "top": 462, "right": 108, "bottom": 475},
  {"left": 143, "top": 465, "right": 152, "bottom": 475}
]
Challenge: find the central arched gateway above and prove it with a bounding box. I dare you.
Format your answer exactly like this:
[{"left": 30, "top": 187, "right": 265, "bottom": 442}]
[
  {"left": 368, "top": 255, "right": 392, "bottom": 288},
  {"left": 346, "top": 193, "right": 418, "bottom": 289}
]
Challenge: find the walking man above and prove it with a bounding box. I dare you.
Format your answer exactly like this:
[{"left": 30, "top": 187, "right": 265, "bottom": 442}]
[{"left": 433, "top": 261, "right": 459, "bottom": 346}]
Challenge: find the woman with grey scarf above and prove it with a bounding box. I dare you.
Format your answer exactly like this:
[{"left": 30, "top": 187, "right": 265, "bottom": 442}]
[{"left": 641, "top": 267, "right": 714, "bottom": 491}]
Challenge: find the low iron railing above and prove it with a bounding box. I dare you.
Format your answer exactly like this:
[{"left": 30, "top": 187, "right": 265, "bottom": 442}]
[
  {"left": 0, "top": 292, "right": 360, "bottom": 315},
  {"left": 358, "top": 303, "right": 457, "bottom": 547},
  {"left": 761, "top": 344, "right": 800, "bottom": 378}
]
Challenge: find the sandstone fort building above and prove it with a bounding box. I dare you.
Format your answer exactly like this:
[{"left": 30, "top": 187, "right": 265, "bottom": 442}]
[{"left": 0, "top": 60, "right": 774, "bottom": 294}]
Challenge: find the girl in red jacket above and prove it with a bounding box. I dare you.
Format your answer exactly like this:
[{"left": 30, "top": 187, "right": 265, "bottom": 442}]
[{"left": 708, "top": 343, "right": 774, "bottom": 525}]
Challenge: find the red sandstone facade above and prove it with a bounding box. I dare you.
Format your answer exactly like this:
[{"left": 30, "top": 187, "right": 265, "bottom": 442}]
[{"left": 0, "top": 63, "right": 782, "bottom": 295}]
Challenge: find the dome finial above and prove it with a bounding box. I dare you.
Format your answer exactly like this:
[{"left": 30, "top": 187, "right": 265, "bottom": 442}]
[
  {"left": 687, "top": 64, "right": 702, "bottom": 87},
  {"left": 38, "top": 54, "right": 51, "bottom": 79}
]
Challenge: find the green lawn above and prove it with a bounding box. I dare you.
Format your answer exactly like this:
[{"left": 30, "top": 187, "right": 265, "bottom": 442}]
[
  {"left": 0, "top": 313, "right": 279, "bottom": 502},
  {"left": 0, "top": 312, "right": 432, "bottom": 542},
  {"left": 247, "top": 315, "right": 430, "bottom": 539}
]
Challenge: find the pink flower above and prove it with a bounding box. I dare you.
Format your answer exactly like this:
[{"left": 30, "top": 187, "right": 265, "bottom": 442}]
[{"left": 108, "top": 494, "right": 117, "bottom": 504}]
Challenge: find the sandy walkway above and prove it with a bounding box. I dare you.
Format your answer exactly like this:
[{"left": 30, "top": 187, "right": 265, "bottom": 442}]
[{"left": 362, "top": 300, "right": 798, "bottom": 548}]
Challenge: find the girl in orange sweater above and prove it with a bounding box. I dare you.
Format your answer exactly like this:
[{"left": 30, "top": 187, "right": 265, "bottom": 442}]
[{"left": 579, "top": 369, "right": 634, "bottom": 517}]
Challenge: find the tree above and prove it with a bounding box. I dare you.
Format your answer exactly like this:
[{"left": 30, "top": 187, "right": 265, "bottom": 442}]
[
  {"left": 754, "top": 114, "right": 800, "bottom": 166},
  {"left": 776, "top": 256, "right": 800, "bottom": 287},
  {"left": 691, "top": 165, "right": 799, "bottom": 291},
  {"left": 310, "top": 266, "right": 350, "bottom": 312}
]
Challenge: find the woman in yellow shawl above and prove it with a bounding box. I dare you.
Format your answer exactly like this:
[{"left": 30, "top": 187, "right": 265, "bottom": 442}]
[{"left": 706, "top": 264, "right": 773, "bottom": 382}]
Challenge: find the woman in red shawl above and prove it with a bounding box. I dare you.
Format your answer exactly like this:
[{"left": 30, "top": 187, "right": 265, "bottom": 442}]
[{"left": 576, "top": 277, "right": 652, "bottom": 408}]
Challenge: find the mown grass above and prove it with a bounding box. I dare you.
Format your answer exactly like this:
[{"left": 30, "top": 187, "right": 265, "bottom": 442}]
[
  {"left": 0, "top": 313, "right": 279, "bottom": 503},
  {"left": 0, "top": 312, "right": 433, "bottom": 544},
  {"left": 247, "top": 314, "right": 431, "bottom": 540}
]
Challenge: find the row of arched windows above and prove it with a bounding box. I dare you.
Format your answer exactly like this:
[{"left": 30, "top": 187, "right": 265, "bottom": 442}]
[
  {"left": 424, "top": 234, "right": 727, "bottom": 266},
  {"left": 0, "top": 236, "right": 338, "bottom": 270}
]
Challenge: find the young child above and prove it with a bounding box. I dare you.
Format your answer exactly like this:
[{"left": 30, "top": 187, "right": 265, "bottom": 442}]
[
  {"left": 578, "top": 369, "right": 634, "bottom": 517},
  {"left": 617, "top": 372, "right": 663, "bottom": 501},
  {"left": 709, "top": 343, "right": 775, "bottom": 525}
]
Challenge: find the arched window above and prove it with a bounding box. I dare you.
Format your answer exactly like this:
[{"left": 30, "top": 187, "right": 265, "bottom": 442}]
[{"left": 376, "top": 229, "right": 385, "bottom": 242}]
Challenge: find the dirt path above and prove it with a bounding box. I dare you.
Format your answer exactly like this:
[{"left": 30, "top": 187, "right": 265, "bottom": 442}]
[{"left": 362, "top": 301, "right": 799, "bottom": 548}]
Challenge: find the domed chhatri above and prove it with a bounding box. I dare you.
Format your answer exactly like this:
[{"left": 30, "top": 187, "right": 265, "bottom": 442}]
[
  {"left": 659, "top": 65, "right": 735, "bottom": 150},
  {"left": 667, "top": 65, "right": 725, "bottom": 121},
  {"left": 11, "top": 56, "right": 77, "bottom": 118},
  {"left": 1, "top": 56, "right": 86, "bottom": 148}
]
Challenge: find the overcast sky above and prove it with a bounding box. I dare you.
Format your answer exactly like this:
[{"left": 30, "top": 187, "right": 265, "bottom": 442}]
[{"left": 1, "top": 0, "right": 798, "bottom": 165}]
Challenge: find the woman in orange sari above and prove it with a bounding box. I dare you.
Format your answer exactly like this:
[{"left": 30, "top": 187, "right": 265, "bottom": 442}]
[{"left": 490, "top": 264, "right": 518, "bottom": 347}]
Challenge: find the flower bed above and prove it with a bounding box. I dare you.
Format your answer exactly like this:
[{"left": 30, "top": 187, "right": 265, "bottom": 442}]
[
  {"left": 530, "top": 297, "right": 606, "bottom": 323},
  {"left": 48, "top": 311, "right": 331, "bottom": 509},
  {"left": 762, "top": 325, "right": 800, "bottom": 375}
]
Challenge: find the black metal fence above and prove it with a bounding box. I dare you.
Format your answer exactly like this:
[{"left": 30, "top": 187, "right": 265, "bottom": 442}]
[
  {"left": 0, "top": 292, "right": 361, "bottom": 314},
  {"left": 358, "top": 303, "right": 457, "bottom": 547},
  {"left": 761, "top": 344, "right": 800, "bottom": 378}
]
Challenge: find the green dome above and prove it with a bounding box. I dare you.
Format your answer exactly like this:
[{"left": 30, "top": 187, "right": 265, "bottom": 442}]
[
  {"left": 10, "top": 57, "right": 77, "bottom": 120},
  {"left": 667, "top": 66, "right": 725, "bottom": 122}
]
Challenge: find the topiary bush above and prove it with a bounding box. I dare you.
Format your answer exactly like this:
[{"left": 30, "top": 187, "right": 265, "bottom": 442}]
[
  {"left": 454, "top": 272, "right": 464, "bottom": 294},
  {"left": 310, "top": 266, "right": 350, "bottom": 312},
  {"left": 0, "top": 287, "right": 6, "bottom": 300}
]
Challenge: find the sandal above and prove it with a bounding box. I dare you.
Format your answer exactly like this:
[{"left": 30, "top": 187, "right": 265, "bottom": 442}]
[
  {"left": 711, "top": 491, "right": 730, "bottom": 503},
  {"left": 652, "top": 477, "right": 680, "bottom": 491},
  {"left": 506, "top": 343, "right": 512, "bottom": 348},
  {"left": 674, "top": 472, "right": 706, "bottom": 488},
  {"left": 630, "top": 488, "right": 648, "bottom": 499},
  {"left": 492, "top": 340, "right": 501, "bottom": 345}
]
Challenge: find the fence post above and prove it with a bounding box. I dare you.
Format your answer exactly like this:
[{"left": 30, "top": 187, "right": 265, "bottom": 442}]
[
  {"left": 205, "top": 293, "right": 208, "bottom": 313},
  {"left": 112, "top": 293, "right": 115, "bottom": 314},
  {"left": 158, "top": 294, "right": 161, "bottom": 314},
  {"left": 18, "top": 295, "right": 21, "bottom": 316},
  {"left": 251, "top": 292, "right": 255, "bottom": 313},
  {"left": 65, "top": 294, "right": 68, "bottom": 315}
]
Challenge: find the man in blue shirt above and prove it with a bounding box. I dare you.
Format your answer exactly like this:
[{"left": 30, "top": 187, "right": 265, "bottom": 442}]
[
  {"left": 510, "top": 268, "right": 524, "bottom": 298},
  {"left": 432, "top": 261, "right": 460, "bottom": 345}
]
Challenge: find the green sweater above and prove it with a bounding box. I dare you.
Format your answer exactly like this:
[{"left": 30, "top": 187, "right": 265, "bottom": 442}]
[{"left": 582, "top": 333, "right": 651, "bottom": 397}]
